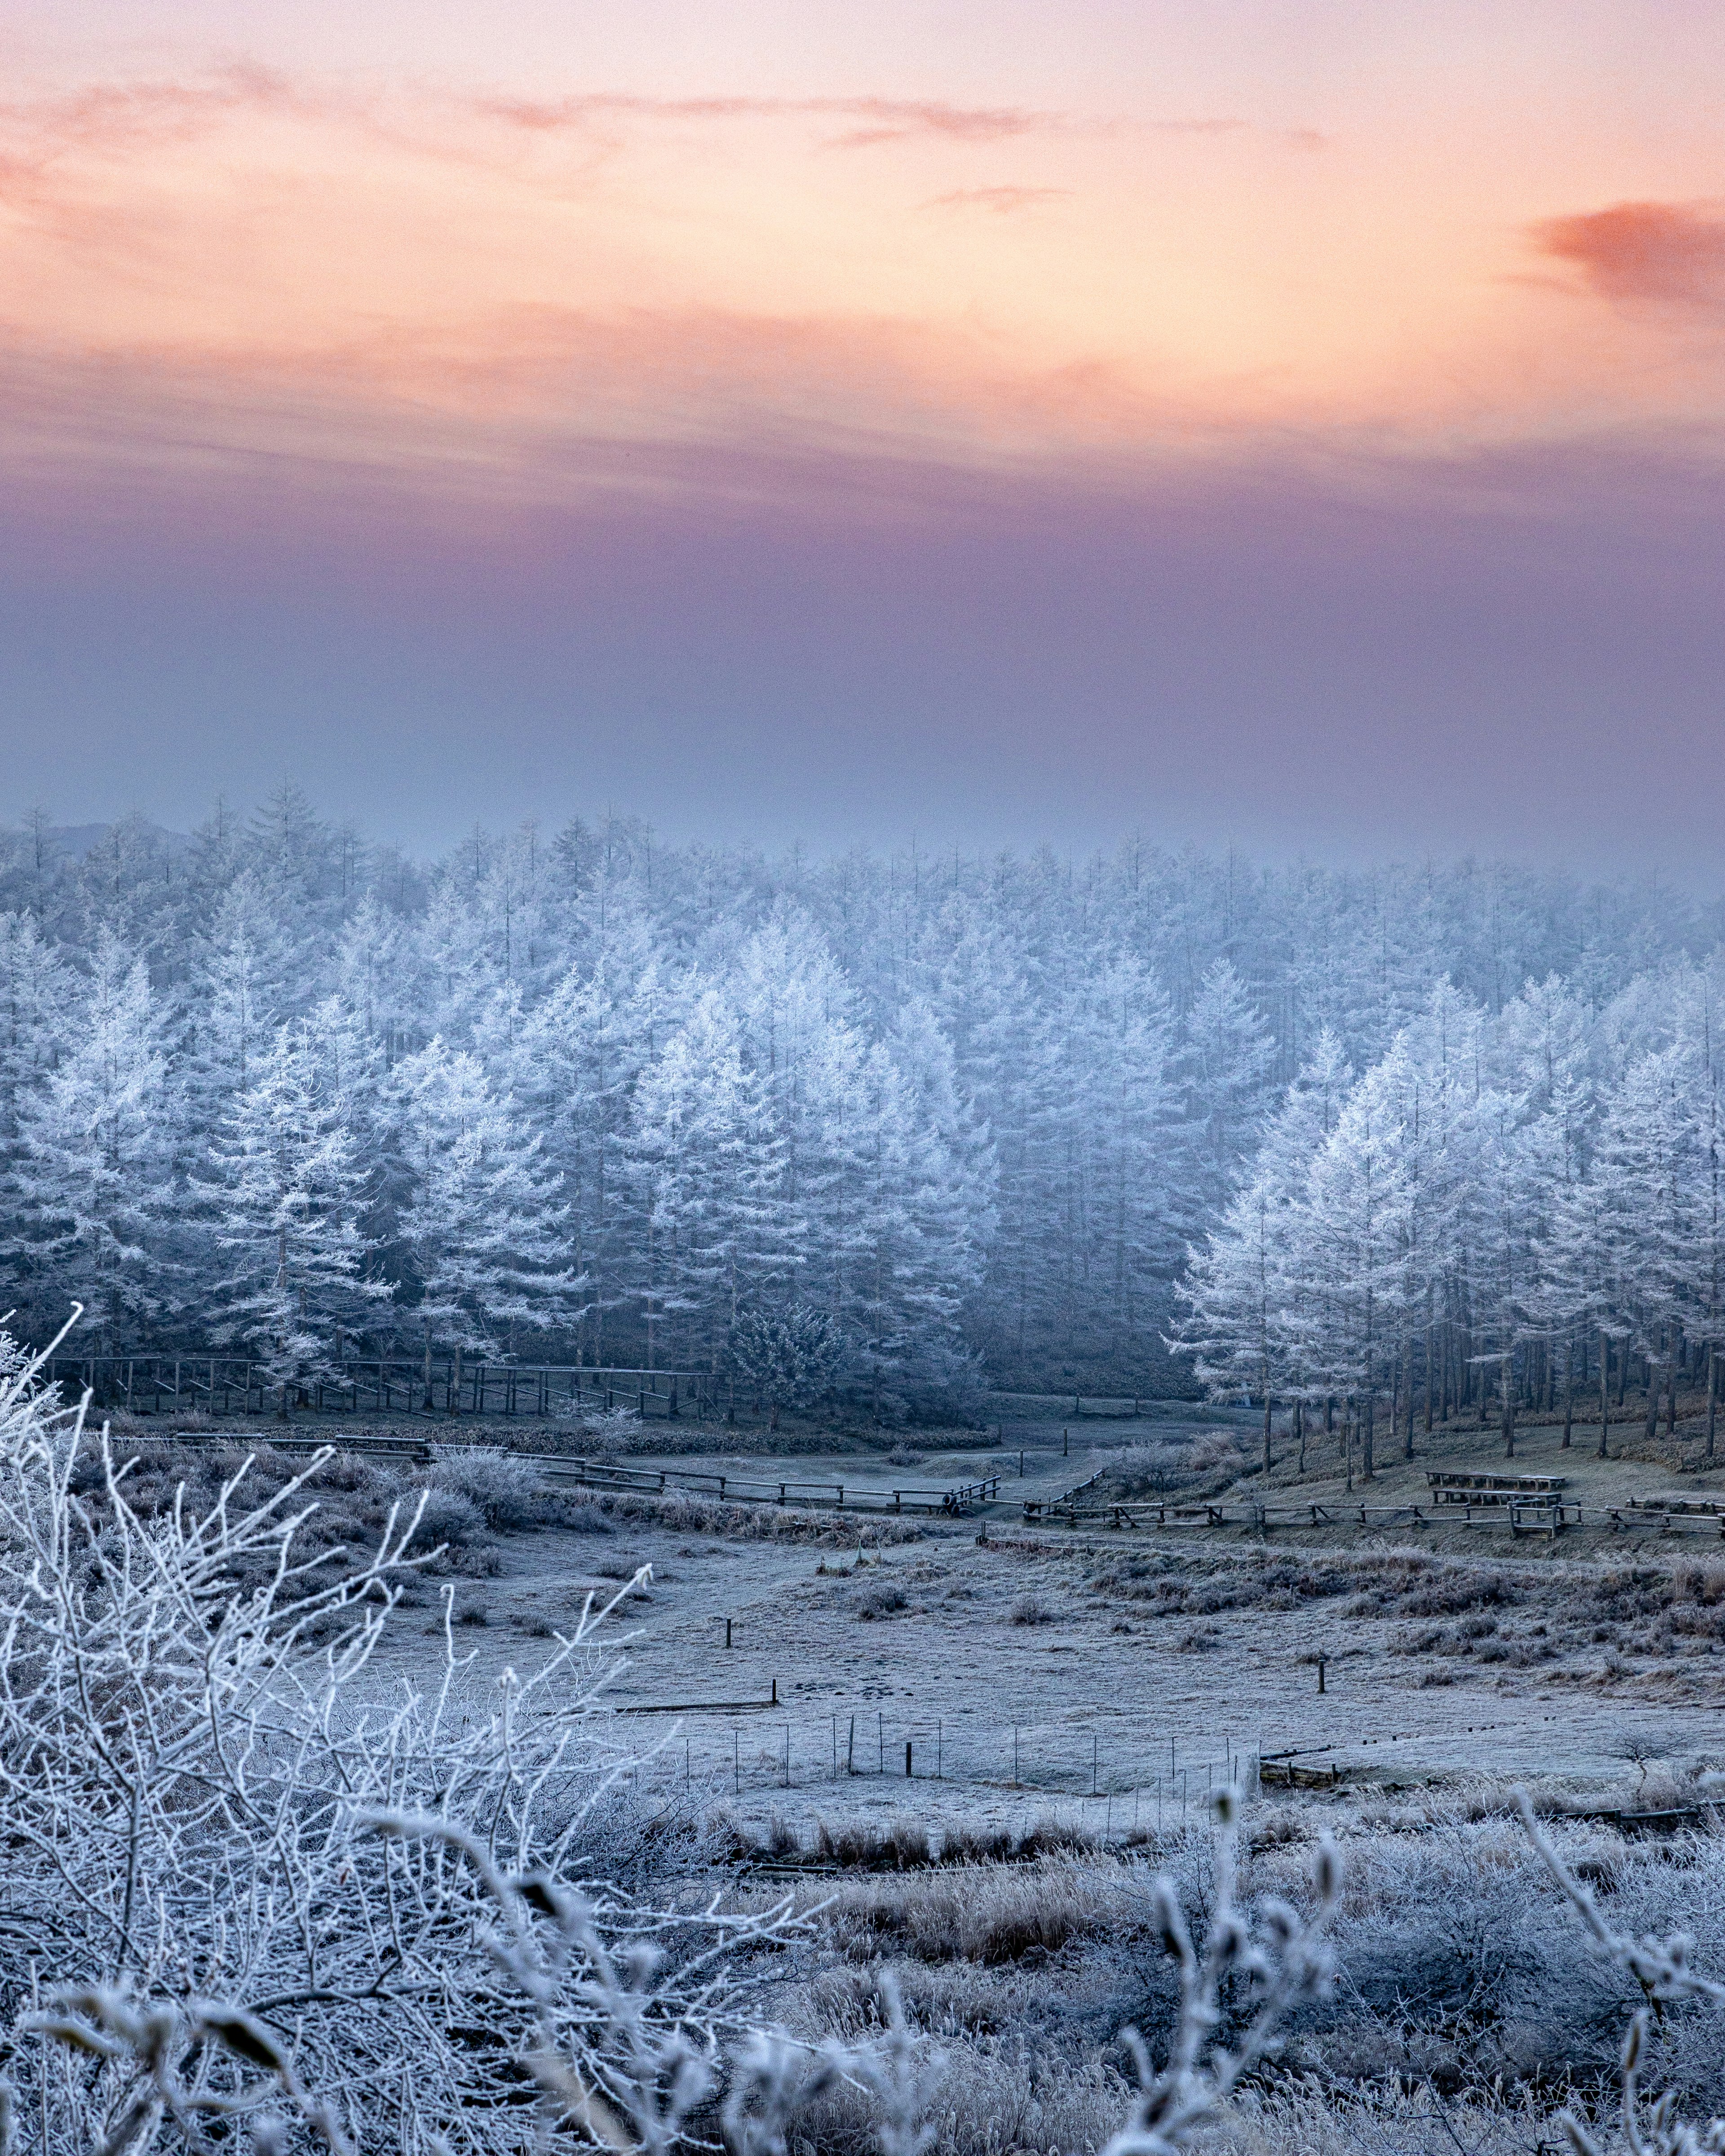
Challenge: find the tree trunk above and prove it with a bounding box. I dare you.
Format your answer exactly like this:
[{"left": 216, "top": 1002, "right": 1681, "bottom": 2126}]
[
  {"left": 1644, "top": 1360, "right": 1660, "bottom": 1445},
  {"left": 1599, "top": 1329, "right": 1611, "bottom": 1459},
  {"left": 1501, "top": 1356, "right": 1515, "bottom": 1459},
  {"left": 422, "top": 1328, "right": 433, "bottom": 1411},
  {"left": 1667, "top": 1328, "right": 1681, "bottom": 1435},
  {"left": 1424, "top": 1323, "right": 1435, "bottom": 1434},
  {"left": 1296, "top": 1399, "right": 1307, "bottom": 1473},
  {"left": 1362, "top": 1390, "right": 1375, "bottom": 1480},
  {"left": 1261, "top": 1391, "right": 1273, "bottom": 1478},
  {"left": 1404, "top": 1338, "right": 1416, "bottom": 1460},
  {"left": 1562, "top": 1342, "right": 1574, "bottom": 1449},
  {"left": 1709, "top": 1349, "right": 1719, "bottom": 1463}
]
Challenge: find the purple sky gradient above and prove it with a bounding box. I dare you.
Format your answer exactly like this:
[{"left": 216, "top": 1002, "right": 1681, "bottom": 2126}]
[
  {"left": 3, "top": 1, "right": 1724, "bottom": 872},
  {"left": 4, "top": 435, "right": 1721, "bottom": 870}
]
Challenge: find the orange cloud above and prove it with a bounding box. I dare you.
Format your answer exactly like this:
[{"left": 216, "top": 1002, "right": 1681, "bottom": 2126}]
[{"left": 1533, "top": 200, "right": 1725, "bottom": 305}]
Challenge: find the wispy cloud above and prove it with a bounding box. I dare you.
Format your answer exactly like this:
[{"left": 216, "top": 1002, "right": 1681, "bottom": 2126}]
[
  {"left": 473, "top": 91, "right": 1055, "bottom": 149},
  {"left": 924, "top": 186, "right": 1071, "bottom": 214},
  {"left": 1533, "top": 200, "right": 1725, "bottom": 305}
]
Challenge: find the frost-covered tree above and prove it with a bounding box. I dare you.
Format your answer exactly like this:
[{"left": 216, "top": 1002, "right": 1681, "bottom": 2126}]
[
  {"left": 1174, "top": 1030, "right": 1351, "bottom": 1470},
  {"left": 728, "top": 1301, "right": 840, "bottom": 1427},
  {"left": 1176, "top": 958, "right": 1276, "bottom": 1224},
  {"left": 1292, "top": 1066, "right": 1413, "bottom": 1479},
  {"left": 200, "top": 1019, "right": 391, "bottom": 1410},
  {"left": 389, "top": 1038, "right": 580, "bottom": 1387},
  {"left": 0, "top": 913, "right": 70, "bottom": 1254},
  {"left": 623, "top": 992, "right": 801, "bottom": 1372},
  {"left": 514, "top": 902, "right": 668, "bottom": 1365},
  {"left": 6, "top": 934, "right": 174, "bottom": 1349}
]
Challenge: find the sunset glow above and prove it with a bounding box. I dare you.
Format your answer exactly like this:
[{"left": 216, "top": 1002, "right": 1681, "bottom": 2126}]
[
  {"left": 4, "top": 3, "right": 1724, "bottom": 860},
  {"left": 8, "top": 8, "right": 1724, "bottom": 509}
]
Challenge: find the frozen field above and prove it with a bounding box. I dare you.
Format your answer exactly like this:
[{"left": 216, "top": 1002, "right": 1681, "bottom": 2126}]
[{"left": 363, "top": 1411, "right": 1725, "bottom": 1844}]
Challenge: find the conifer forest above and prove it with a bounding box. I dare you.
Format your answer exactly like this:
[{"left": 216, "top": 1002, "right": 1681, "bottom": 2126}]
[{"left": 6, "top": 795, "right": 1725, "bottom": 1418}]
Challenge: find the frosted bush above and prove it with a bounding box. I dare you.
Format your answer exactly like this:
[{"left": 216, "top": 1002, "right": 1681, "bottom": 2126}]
[
  {"left": 0, "top": 1339, "right": 822, "bottom": 2153},
  {"left": 425, "top": 1442, "right": 544, "bottom": 1529},
  {"left": 564, "top": 1402, "right": 646, "bottom": 1451},
  {"left": 402, "top": 1482, "right": 486, "bottom": 1551}
]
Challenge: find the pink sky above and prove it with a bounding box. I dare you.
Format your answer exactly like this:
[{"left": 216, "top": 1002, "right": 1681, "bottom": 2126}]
[{"left": 2, "top": 1, "right": 1723, "bottom": 860}]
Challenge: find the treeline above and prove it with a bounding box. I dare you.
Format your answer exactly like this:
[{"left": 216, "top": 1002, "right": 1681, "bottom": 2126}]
[
  {"left": 0, "top": 791, "right": 1718, "bottom": 1410},
  {"left": 1179, "top": 971, "right": 1725, "bottom": 1469}
]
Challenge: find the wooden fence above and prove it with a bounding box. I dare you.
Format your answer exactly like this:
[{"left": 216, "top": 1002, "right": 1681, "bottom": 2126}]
[
  {"left": 46, "top": 1354, "right": 719, "bottom": 1421},
  {"left": 538, "top": 1458, "right": 1002, "bottom": 1516},
  {"left": 1019, "top": 1493, "right": 1725, "bottom": 1538}
]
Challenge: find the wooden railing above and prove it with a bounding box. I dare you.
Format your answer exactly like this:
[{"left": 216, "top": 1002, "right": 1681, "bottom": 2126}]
[{"left": 46, "top": 1354, "right": 719, "bottom": 1421}]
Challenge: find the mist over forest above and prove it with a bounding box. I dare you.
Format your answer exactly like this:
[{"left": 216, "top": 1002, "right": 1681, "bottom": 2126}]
[{"left": 5, "top": 790, "right": 1723, "bottom": 1418}]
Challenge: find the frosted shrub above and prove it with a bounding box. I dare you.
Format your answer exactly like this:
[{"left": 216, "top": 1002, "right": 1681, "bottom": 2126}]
[
  {"left": 566, "top": 1402, "right": 647, "bottom": 1451},
  {"left": 1100, "top": 1790, "right": 1341, "bottom": 2156},
  {"left": 1516, "top": 1794, "right": 1725, "bottom": 2156},
  {"left": 0, "top": 1343, "right": 813, "bottom": 2153},
  {"left": 402, "top": 1482, "right": 487, "bottom": 1552},
  {"left": 425, "top": 1442, "right": 545, "bottom": 1529}
]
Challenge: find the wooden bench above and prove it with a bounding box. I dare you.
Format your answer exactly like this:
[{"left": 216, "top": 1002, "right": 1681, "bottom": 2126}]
[{"left": 1427, "top": 1471, "right": 1567, "bottom": 1507}]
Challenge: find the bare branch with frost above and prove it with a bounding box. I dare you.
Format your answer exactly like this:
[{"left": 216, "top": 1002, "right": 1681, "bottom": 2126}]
[
  {"left": 1100, "top": 1785, "right": 1341, "bottom": 2156},
  {"left": 1517, "top": 1788, "right": 1725, "bottom": 2156},
  {"left": 0, "top": 1332, "right": 802, "bottom": 2153}
]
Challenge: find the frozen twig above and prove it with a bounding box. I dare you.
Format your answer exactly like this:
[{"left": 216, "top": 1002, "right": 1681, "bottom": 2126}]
[
  {"left": 1516, "top": 1789, "right": 1725, "bottom": 2156},
  {"left": 1100, "top": 1785, "right": 1341, "bottom": 2156}
]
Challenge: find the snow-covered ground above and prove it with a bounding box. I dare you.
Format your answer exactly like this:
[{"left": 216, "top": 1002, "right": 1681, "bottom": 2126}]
[{"left": 364, "top": 1418, "right": 1725, "bottom": 1846}]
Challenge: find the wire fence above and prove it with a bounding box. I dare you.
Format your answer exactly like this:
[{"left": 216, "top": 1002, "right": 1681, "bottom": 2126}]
[{"left": 619, "top": 1704, "right": 1256, "bottom": 1828}]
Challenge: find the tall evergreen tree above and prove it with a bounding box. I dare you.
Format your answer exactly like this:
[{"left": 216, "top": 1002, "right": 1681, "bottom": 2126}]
[
  {"left": 389, "top": 1040, "right": 579, "bottom": 1386},
  {"left": 200, "top": 1021, "right": 391, "bottom": 1414},
  {"left": 8, "top": 935, "right": 174, "bottom": 1350}
]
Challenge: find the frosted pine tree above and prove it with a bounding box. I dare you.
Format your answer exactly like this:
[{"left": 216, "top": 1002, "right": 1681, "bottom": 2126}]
[
  {"left": 513, "top": 904, "right": 667, "bottom": 1364},
  {"left": 389, "top": 1039, "right": 579, "bottom": 1398},
  {"left": 833, "top": 1042, "right": 985, "bottom": 1418},
  {"left": 9, "top": 932, "right": 174, "bottom": 1349},
  {"left": 623, "top": 991, "right": 802, "bottom": 1372},
  {"left": 201, "top": 1021, "right": 391, "bottom": 1414},
  {"left": 1175, "top": 958, "right": 1276, "bottom": 1225},
  {"left": 1292, "top": 1063, "right": 1412, "bottom": 1480},
  {"left": 1174, "top": 1030, "right": 1354, "bottom": 1469},
  {"left": 728, "top": 1303, "right": 840, "bottom": 1427},
  {"left": 1061, "top": 959, "right": 1180, "bottom": 1381},
  {"left": 0, "top": 913, "right": 71, "bottom": 1310}
]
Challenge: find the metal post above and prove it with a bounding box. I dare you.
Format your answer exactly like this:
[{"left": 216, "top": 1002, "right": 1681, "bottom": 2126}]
[
  {"left": 847, "top": 1715, "right": 855, "bottom": 1774},
  {"left": 905, "top": 1741, "right": 912, "bottom": 1778},
  {"left": 878, "top": 1713, "right": 884, "bottom": 1775},
  {"left": 734, "top": 1729, "right": 739, "bottom": 1795}
]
